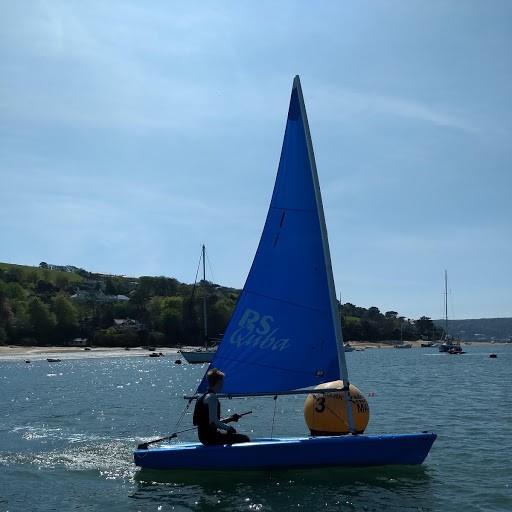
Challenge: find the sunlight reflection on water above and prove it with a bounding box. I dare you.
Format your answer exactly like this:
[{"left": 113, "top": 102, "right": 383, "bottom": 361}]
[{"left": 1, "top": 347, "right": 511, "bottom": 511}]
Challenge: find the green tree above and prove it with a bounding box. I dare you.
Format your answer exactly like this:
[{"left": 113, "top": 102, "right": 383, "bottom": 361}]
[
  {"left": 26, "top": 270, "right": 39, "bottom": 285},
  {"left": 53, "top": 294, "right": 79, "bottom": 341},
  {"left": 341, "top": 316, "right": 363, "bottom": 341},
  {"left": 5, "top": 266, "right": 25, "bottom": 283},
  {"left": 131, "top": 278, "right": 152, "bottom": 305},
  {"left": 181, "top": 296, "right": 201, "bottom": 344},
  {"left": 0, "top": 283, "right": 14, "bottom": 343},
  {"left": 5, "top": 282, "right": 26, "bottom": 300},
  {"left": 147, "top": 296, "right": 163, "bottom": 331},
  {"left": 0, "top": 296, "right": 13, "bottom": 324},
  {"left": 415, "top": 316, "right": 439, "bottom": 339},
  {"left": 365, "top": 307, "right": 382, "bottom": 321},
  {"left": 154, "top": 276, "right": 178, "bottom": 296},
  {"left": 55, "top": 274, "right": 70, "bottom": 290},
  {"left": 160, "top": 296, "right": 184, "bottom": 345},
  {"left": 28, "top": 297, "right": 56, "bottom": 343},
  {"left": 208, "top": 297, "right": 235, "bottom": 339},
  {"left": 104, "top": 277, "right": 117, "bottom": 295},
  {"left": 112, "top": 301, "right": 134, "bottom": 320},
  {"left": 36, "top": 279, "right": 56, "bottom": 294},
  {"left": 401, "top": 319, "right": 418, "bottom": 340},
  {"left": 340, "top": 303, "right": 366, "bottom": 318},
  {"left": 382, "top": 316, "right": 400, "bottom": 339},
  {"left": 96, "top": 304, "right": 114, "bottom": 329},
  {"left": 361, "top": 319, "right": 381, "bottom": 341},
  {"left": 8, "top": 299, "right": 32, "bottom": 341}
]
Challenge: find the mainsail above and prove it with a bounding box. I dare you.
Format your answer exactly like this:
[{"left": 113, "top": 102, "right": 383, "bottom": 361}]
[
  {"left": 135, "top": 77, "right": 437, "bottom": 470},
  {"left": 197, "top": 76, "right": 347, "bottom": 395}
]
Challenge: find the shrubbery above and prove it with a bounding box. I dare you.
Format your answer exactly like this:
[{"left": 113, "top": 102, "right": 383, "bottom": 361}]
[{"left": 0, "top": 262, "right": 444, "bottom": 346}]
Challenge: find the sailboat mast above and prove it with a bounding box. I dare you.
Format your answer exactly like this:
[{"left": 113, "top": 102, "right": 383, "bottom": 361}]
[
  {"left": 202, "top": 244, "right": 208, "bottom": 349},
  {"left": 444, "top": 270, "right": 448, "bottom": 337},
  {"left": 294, "top": 76, "right": 355, "bottom": 433}
]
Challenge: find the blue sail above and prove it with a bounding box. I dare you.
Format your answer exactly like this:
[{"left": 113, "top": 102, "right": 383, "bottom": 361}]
[{"left": 198, "top": 77, "right": 342, "bottom": 395}]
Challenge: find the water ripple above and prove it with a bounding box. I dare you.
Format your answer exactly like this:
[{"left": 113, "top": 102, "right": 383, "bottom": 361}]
[{"left": 0, "top": 347, "right": 511, "bottom": 511}]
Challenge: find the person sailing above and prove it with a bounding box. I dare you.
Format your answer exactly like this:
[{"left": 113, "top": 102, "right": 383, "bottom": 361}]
[{"left": 193, "top": 368, "right": 250, "bottom": 445}]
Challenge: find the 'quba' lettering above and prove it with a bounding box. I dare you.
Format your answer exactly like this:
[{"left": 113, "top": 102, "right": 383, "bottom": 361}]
[{"left": 229, "top": 308, "right": 291, "bottom": 351}]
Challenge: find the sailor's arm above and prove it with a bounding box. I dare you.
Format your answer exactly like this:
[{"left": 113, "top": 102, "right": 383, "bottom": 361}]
[{"left": 205, "top": 394, "right": 233, "bottom": 432}]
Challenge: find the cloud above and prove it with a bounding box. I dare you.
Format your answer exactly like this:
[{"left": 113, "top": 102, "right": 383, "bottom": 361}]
[
  {"left": 0, "top": 2, "right": 284, "bottom": 135},
  {"left": 310, "top": 86, "right": 477, "bottom": 134}
]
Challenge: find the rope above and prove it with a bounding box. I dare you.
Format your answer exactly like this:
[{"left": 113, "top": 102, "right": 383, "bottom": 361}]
[
  {"left": 270, "top": 395, "right": 278, "bottom": 439},
  {"left": 205, "top": 249, "right": 216, "bottom": 284},
  {"left": 311, "top": 391, "right": 356, "bottom": 432},
  {"left": 174, "top": 399, "right": 193, "bottom": 432},
  {"left": 192, "top": 249, "right": 202, "bottom": 288},
  {"left": 185, "top": 248, "right": 203, "bottom": 326}
]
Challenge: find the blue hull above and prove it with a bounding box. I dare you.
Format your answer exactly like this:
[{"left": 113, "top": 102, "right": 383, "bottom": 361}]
[{"left": 134, "top": 432, "right": 436, "bottom": 470}]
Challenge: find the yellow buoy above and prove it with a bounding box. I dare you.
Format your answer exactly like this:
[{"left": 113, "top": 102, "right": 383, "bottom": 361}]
[{"left": 304, "top": 380, "right": 369, "bottom": 435}]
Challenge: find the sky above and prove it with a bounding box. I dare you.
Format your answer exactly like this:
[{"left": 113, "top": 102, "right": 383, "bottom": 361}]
[{"left": 1, "top": 1, "right": 511, "bottom": 320}]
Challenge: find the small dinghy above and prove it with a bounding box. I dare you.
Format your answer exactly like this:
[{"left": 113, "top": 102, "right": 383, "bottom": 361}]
[
  {"left": 134, "top": 433, "right": 436, "bottom": 470},
  {"left": 134, "top": 76, "right": 436, "bottom": 471}
]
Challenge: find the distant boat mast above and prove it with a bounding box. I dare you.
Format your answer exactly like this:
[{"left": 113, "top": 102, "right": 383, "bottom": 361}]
[
  {"left": 202, "top": 244, "right": 208, "bottom": 348},
  {"left": 444, "top": 270, "right": 448, "bottom": 337}
]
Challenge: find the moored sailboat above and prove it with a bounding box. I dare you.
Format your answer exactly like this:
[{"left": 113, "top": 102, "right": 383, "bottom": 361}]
[
  {"left": 179, "top": 245, "right": 217, "bottom": 363},
  {"left": 134, "top": 76, "right": 436, "bottom": 470},
  {"left": 438, "top": 271, "right": 463, "bottom": 353}
]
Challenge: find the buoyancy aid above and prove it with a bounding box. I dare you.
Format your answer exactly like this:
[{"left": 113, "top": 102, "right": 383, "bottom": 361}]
[{"left": 193, "top": 391, "right": 221, "bottom": 439}]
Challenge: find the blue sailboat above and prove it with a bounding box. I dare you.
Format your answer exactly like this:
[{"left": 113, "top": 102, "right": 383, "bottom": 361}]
[{"left": 134, "top": 76, "right": 436, "bottom": 470}]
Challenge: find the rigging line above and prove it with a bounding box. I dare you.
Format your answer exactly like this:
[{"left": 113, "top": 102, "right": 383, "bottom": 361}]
[
  {"left": 311, "top": 395, "right": 356, "bottom": 433},
  {"left": 174, "top": 399, "right": 193, "bottom": 431},
  {"left": 270, "top": 395, "right": 278, "bottom": 439},
  {"left": 323, "top": 400, "right": 348, "bottom": 424},
  {"left": 449, "top": 287, "right": 455, "bottom": 320},
  {"left": 205, "top": 250, "right": 216, "bottom": 284},
  {"left": 193, "top": 246, "right": 202, "bottom": 285},
  {"left": 189, "top": 248, "right": 203, "bottom": 302}
]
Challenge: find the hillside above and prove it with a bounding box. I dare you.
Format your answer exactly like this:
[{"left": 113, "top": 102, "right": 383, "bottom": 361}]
[
  {"left": 433, "top": 318, "right": 512, "bottom": 341},
  {"left": 0, "top": 260, "right": 458, "bottom": 346},
  {"left": 0, "top": 261, "right": 239, "bottom": 347},
  {"left": 0, "top": 262, "right": 85, "bottom": 286}
]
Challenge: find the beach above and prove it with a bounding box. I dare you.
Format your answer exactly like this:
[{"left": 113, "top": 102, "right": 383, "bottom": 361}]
[
  {"left": 0, "top": 345, "right": 181, "bottom": 362},
  {"left": 0, "top": 340, "right": 501, "bottom": 362}
]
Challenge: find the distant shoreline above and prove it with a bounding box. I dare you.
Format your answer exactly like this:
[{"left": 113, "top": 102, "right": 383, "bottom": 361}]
[
  {"left": 0, "top": 341, "right": 506, "bottom": 362},
  {"left": 0, "top": 345, "right": 183, "bottom": 362},
  {"left": 346, "top": 340, "right": 506, "bottom": 349}
]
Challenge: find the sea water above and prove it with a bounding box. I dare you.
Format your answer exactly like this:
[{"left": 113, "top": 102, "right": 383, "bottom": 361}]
[{"left": 1, "top": 346, "right": 511, "bottom": 511}]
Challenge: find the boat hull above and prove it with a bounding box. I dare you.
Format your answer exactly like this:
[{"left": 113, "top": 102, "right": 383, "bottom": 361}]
[
  {"left": 439, "top": 343, "right": 462, "bottom": 353},
  {"left": 134, "top": 432, "right": 436, "bottom": 470},
  {"left": 179, "top": 350, "right": 215, "bottom": 364}
]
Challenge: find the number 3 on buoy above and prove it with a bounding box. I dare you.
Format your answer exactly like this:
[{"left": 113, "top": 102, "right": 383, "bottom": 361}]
[{"left": 315, "top": 396, "right": 326, "bottom": 413}]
